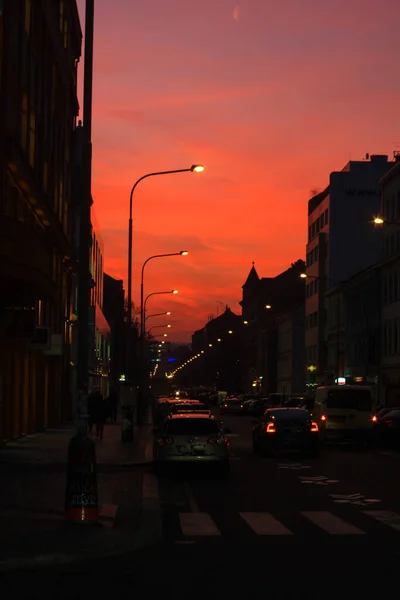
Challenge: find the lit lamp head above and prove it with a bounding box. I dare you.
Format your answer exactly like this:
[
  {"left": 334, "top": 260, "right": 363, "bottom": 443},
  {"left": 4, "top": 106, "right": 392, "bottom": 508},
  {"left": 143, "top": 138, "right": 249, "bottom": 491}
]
[
  {"left": 180, "top": 250, "right": 189, "bottom": 256},
  {"left": 373, "top": 217, "right": 384, "bottom": 225},
  {"left": 191, "top": 164, "right": 204, "bottom": 173},
  {"left": 300, "top": 273, "right": 308, "bottom": 279},
  {"left": 172, "top": 290, "right": 178, "bottom": 294}
]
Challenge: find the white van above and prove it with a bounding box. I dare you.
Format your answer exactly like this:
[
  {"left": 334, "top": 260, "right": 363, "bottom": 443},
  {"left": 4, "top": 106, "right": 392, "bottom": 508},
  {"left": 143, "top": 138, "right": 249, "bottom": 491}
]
[{"left": 312, "top": 385, "right": 377, "bottom": 442}]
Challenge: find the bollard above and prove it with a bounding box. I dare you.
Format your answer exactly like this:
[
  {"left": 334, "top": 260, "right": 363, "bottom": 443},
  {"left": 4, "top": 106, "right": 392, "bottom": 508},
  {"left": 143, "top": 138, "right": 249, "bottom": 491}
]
[
  {"left": 65, "top": 428, "right": 99, "bottom": 523},
  {"left": 121, "top": 407, "right": 134, "bottom": 442}
]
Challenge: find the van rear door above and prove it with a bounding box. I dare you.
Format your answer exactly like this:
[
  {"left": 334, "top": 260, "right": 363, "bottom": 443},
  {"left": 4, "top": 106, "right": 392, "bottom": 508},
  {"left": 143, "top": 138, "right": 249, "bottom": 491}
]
[{"left": 326, "top": 388, "right": 374, "bottom": 430}]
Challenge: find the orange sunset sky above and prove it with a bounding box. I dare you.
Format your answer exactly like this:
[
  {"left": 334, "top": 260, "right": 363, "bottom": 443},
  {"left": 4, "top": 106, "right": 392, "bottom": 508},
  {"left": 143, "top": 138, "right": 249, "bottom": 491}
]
[{"left": 76, "top": 0, "right": 400, "bottom": 342}]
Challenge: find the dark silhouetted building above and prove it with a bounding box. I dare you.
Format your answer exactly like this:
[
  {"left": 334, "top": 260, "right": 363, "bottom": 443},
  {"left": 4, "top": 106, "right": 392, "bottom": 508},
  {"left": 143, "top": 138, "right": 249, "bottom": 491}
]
[
  {"left": 0, "top": 1, "right": 82, "bottom": 442},
  {"left": 103, "top": 273, "right": 125, "bottom": 390},
  {"left": 240, "top": 261, "right": 306, "bottom": 394},
  {"left": 189, "top": 307, "right": 242, "bottom": 392}
]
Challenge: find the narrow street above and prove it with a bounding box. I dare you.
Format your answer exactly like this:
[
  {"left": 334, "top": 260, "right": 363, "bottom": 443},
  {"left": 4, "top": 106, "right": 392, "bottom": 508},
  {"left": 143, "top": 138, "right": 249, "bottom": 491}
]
[{"left": 2, "top": 412, "right": 400, "bottom": 598}]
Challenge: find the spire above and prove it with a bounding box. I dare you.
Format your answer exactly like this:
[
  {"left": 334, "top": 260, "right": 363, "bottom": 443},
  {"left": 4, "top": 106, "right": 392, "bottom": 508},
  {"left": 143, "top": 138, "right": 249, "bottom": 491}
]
[{"left": 242, "top": 263, "right": 260, "bottom": 288}]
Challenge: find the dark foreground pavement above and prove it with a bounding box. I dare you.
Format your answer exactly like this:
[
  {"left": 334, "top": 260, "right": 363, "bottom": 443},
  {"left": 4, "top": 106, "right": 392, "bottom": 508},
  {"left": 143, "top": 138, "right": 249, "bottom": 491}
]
[
  {"left": 2, "top": 411, "right": 400, "bottom": 597},
  {"left": 0, "top": 413, "right": 160, "bottom": 571},
  {"left": 1, "top": 529, "right": 399, "bottom": 599}
]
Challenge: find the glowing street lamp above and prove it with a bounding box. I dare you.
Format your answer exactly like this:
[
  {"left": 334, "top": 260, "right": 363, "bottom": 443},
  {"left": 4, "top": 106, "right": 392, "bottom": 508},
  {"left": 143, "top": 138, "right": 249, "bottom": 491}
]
[{"left": 141, "top": 252, "right": 187, "bottom": 338}]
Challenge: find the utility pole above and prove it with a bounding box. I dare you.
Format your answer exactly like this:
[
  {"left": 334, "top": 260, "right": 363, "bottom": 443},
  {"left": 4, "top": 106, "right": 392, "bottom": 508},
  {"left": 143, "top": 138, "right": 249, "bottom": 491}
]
[{"left": 77, "top": 0, "right": 94, "bottom": 390}]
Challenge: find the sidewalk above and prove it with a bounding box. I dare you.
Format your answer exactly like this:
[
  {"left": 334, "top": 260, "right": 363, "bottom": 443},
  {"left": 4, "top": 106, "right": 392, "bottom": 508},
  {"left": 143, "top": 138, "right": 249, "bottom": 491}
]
[
  {"left": 0, "top": 411, "right": 153, "bottom": 468},
  {"left": 0, "top": 409, "right": 162, "bottom": 571}
]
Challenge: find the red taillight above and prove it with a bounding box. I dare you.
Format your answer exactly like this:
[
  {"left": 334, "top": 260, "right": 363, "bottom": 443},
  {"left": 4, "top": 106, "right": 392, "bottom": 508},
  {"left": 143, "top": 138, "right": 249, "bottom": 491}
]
[
  {"left": 311, "top": 421, "right": 318, "bottom": 432},
  {"left": 372, "top": 415, "right": 377, "bottom": 423},
  {"left": 265, "top": 422, "right": 276, "bottom": 433},
  {"left": 157, "top": 436, "right": 173, "bottom": 446},
  {"left": 321, "top": 414, "right": 326, "bottom": 422}
]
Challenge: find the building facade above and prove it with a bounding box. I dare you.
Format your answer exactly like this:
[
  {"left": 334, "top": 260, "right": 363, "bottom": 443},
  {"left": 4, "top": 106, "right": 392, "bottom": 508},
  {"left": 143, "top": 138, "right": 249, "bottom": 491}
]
[
  {"left": 343, "top": 264, "right": 380, "bottom": 389},
  {"left": 305, "top": 155, "right": 392, "bottom": 387},
  {"left": 276, "top": 303, "right": 306, "bottom": 396},
  {"left": 379, "top": 156, "right": 400, "bottom": 405},
  {"left": 0, "top": 0, "right": 81, "bottom": 442},
  {"left": 240, "top": 261, "right": 305, "bottom": 394}
]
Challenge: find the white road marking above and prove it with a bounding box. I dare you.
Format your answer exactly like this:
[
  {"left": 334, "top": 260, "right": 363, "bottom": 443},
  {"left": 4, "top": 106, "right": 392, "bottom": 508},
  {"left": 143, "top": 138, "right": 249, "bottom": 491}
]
[
  {"left": 364, "top": 510, "right": 400, "bottom": 532},
  {"left": 330, "top": 493, "right": 363, "bottom": 499},
  {"left": 179, "top": 513, "right": 221, "bottom": 536},
  {"left": 240, "top": 512, "right": 293, "bottom": 536},
  {"left": 302, "top": 511, "right": 365, "bottom": 535}
]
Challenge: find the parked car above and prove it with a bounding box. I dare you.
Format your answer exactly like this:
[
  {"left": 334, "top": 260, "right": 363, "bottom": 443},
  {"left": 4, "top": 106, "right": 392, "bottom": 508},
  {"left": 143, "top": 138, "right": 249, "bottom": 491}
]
[
  {"left": 219, "top": 397, "right": 245, "bottom": 415},
  {"left": 312, "top": 385, "right": 377, "bottom": 443},
  {"left": 153, "top": 413, "right": 230, "bottom": 476},
  {"left": 252, "top": 407, "right": 320, "bottom": 457},
  {"left": 374, "top": 408, "right": 400, "bottom": 448}
]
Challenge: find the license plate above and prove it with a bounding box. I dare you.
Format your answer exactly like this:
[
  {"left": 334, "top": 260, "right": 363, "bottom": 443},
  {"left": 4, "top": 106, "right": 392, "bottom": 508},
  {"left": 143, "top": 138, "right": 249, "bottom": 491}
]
[
  {"left": 192, "top": 445, "right": 206, "bottom": 454},
  {"left": 327, "top": 431, "right": 342, "bottom": 439}
]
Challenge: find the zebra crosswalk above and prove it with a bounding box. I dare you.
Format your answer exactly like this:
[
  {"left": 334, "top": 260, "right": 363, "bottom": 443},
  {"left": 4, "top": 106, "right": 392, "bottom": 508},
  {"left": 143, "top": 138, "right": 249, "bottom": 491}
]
[{"left": 162, "top": 509, "right": 400, "bottom": 540}]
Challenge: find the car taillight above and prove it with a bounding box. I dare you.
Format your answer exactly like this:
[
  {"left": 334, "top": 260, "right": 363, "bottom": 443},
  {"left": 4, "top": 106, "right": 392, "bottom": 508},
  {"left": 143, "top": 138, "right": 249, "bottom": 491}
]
[
  {"left": 321, "top": 414, "right": 326, "bottom": 422},
  {"left": 371, "top": 415, "right": 377, "bottom": 423},
  {"left": 265, "top": 422, "right": 276, "bottom": 433},
  {"left": 311, "top": 421, "right": 318, "bottom": 432},
  {"left": 157, "top": 436, "right": 173, "bottom": 446}
]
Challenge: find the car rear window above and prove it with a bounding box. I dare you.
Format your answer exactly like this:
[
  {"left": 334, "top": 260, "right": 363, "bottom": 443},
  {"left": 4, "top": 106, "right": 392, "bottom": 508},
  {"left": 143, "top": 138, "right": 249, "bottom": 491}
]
[
  {"left": 266, "top": 409, "right": 310, "bottom": 421},
  {"left": 165, "top": 419, "right": 220, "bottom": 435},
  {"left": 326, "top": 389, "right": 372, "bottom": 411}
]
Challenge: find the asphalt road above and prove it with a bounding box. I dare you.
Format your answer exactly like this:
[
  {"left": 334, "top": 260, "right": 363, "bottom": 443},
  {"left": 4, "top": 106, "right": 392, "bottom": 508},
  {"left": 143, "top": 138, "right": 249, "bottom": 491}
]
[{"left": 2, "top": 411, "right": 400, "bottom": 598}]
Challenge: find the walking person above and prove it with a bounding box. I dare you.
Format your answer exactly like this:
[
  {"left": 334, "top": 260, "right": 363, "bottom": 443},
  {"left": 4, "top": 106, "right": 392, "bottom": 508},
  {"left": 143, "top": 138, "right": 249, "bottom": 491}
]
[
  {"left": 94, "top": 390, "right": 106, "bottom": 439},
  {"left": 108, "top": 389, "right": 118, "bottom": 423}
]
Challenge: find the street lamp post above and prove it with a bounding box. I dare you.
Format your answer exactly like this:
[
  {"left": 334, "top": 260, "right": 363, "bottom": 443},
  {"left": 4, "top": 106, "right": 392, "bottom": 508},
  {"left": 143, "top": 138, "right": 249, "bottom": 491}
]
[
  {"left": 147, "top": 324, "right": 171, "bottom": 335},
  {"left": 143, "top": 290, "right": 178, "bottom": 337},
  {"left": 301, "top": 273, "right": 341, "bottom": 382},
  {"left": 127, "top": 166, "right": 203, "bottom": 336},
  {"left": 145, "top": 311, "right": 171, "bottom": 323},
  {"left": 140, "top": 252, "right": 187, "bottom": 339}
]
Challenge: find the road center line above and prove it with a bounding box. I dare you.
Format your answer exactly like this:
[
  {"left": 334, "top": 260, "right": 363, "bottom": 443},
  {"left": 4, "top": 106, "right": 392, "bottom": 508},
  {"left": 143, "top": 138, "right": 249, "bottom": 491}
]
[{"left": 184, "top": 482, "right": 200, "bottom": 512}]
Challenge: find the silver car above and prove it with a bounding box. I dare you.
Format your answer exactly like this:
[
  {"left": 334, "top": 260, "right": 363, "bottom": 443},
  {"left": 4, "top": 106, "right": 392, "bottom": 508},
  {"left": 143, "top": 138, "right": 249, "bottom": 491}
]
[{"left": 154, "top": 413, "right": 230, "bottom": 476}]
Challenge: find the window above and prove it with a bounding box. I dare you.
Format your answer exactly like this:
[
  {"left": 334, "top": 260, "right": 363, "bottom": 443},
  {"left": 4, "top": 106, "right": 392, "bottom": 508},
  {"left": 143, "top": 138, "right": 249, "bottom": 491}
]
[
  {"left": 324, "top": 208, "right": 328, "bottom": 224},
  {"left": 24, "top": 0, "right": 31, "bottom": 34},
  {"left": 320, "top": 213, "right": 325, "bottom": 228},
  {"left": 326, "top": 389, "right": 372, "bottom": 411},
  {"left": 393, "top": 320, "right": 398, "bottom": 355},
  {"left": 29, "top": 109, "right": 35, "bottom": 167},
  {"left": 63, "top": 19, "right": 68, "bottom": 49},
  {"left": 20, "top": 92, "right": 28, "bottom": 151}
]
